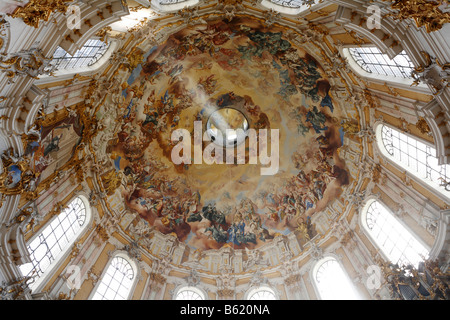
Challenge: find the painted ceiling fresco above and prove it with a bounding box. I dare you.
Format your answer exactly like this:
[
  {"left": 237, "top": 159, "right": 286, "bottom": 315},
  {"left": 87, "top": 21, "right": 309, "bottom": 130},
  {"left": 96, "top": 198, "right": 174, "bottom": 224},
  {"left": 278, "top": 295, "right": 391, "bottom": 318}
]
[{"left": 108, "top": 17, "right": 350, "bottom": 251}]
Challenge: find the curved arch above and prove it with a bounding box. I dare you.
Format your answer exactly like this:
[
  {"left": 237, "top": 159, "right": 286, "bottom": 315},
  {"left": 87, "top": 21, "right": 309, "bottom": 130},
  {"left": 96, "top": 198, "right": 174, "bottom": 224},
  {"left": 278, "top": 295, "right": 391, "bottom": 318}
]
[
  {"left": 360, "top": 198, "right": 430, "bottom": 267},
  {"left": 151, "top": 0, "right": 199, "bottom": 13},
  {"left": 37, "top": 39, "right": 118, "bottom": 81},
  {"left": 244, "top": 285, "right": 278, "bottom": 300},
  {"left": 374, "top": 122, "right": 450, "bottom": 202},
  {"left": 341, "top": 47, "right": 429, "bottom": 92},
  {"left": 311, "top": 255, "right": 360, "bottom": 300},
  {"left": 90, "top": 251, "right": 139, "bottom": 300},
  {"left": 334, "top": 5, "right": 407, "bottom": 60},
  {"left": 173, "top": 285, "right": 207, "bottom": 300},
  {"left": 334, "top": 5, "right": 435, "bottom": 82},
  {"left": 18, "top": 195, "right": 92, "bottom": 292},
  {"left": 260, "top": 0, "right": 320, "bottom": 15},
  {"left": 420, "top": 99, "right": 450, "bottom": 166}
]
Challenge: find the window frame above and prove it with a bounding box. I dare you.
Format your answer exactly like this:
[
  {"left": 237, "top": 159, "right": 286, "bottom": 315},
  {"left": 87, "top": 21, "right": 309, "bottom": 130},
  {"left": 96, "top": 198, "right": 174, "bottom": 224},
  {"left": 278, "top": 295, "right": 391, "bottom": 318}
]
[
  {"left": 260, "top": 0, "right": 321, "bottom": 15},
  {"left": 311, "top": 255, "right": 361, "bottom": 300},
  {"left": 348, "top": 47, "right": 414, "bottom": 79},
  {"left": 151, "top": 0, "right": 199, "bottom": 12},
  {"left": 374, "top": 122, "right": 450, "bottom": 203},
  {"left": 340, "top": 47, "right": 429, "bottom": 92},
  {"left": 49, "top": 39, "right": 110, "bottom": 71},
  {"left": 36, "top": 39, "right": 118, "bottom": 82},
  {"left": 173, "top": 285, "right": 207, "bottom": 300},
  {"left": 245, "top": 285, "right": 278, "bottom": 300},
  {"left": 89, "top": 252, "right": 139, "bottom": 300},
  {"left": 19, "top": 195, "right": 92, "bottom": 293},
  {"left": 360, "top": 198, "right": 430, "bottom": 268}
]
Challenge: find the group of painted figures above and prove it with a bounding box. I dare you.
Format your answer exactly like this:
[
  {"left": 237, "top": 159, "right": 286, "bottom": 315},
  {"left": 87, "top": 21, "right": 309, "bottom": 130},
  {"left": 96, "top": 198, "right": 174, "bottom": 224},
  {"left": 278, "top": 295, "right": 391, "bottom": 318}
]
[{"left": 108, "top": 18, "right": 348, "bottom": 250}]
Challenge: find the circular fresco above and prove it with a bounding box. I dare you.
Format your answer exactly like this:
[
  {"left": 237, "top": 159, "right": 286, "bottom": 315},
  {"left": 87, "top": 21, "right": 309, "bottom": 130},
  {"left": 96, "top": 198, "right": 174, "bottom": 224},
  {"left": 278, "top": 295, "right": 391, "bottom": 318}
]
[{"left": 108, "top": 17, "right": 350, "bottom": 251}]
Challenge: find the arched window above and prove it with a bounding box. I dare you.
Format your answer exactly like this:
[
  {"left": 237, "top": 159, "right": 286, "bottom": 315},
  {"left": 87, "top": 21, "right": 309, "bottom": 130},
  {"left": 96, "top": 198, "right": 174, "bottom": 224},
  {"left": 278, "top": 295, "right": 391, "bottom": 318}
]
[
  {"left": 268, "top": 0, "right": 311, "bottom": 8},
  {"left": 377, "top": 124, "right": 450, "bottom": 196},
  {"left": 348, "top": 47, "right": 414, "bottom": 78},
  {"left": 151, "top": 0, "right": 199, "bottom": 12},
  {"left": 174, "top": 286, "right": 205, "bottom": 300},
  {"left": 261, "top": 0, "right": 319, "bottom": 14},
  {"left": 349, "top": 47, "right": 414, "bottom": 78},
  {"left": 362, "top": 200, "right": 429, "bottom": 268},
  {"left": 246, "top": 286, "right": 277, "bottom": 300},
  {"left": 159, "top": 0, "right": 189, "bottom": 4},
  {"left": 91, "top": 254, "right": 137, "bottom": 300},
  {"left": 50, "top": 39, "right": 109, "bottom": 71},
  {"left": 19, "top": 196, "right": 90, "bottom": 289},
  {"left": 313, "top": 256, "right": 360, "bottom": 300}
]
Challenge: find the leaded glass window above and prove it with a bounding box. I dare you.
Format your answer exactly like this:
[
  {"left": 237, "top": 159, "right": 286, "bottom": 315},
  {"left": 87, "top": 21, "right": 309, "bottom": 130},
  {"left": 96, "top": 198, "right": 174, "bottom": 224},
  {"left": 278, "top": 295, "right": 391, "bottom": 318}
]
[
  {"left": 364, "top": 200, "right": 429, "bottom": 268},
  {"left": 314, "top": 257, "right": 360, "bottom": 300},
  {"left": 91, "top": 256, "right": 135, "bottom": 300},
  {"left": 349, "top": 47, "right": 414, "bottom": 78},
  {"left": 269, "top": 0, "right": 315, "bottom": 8},
  {"left": 175, "top": 287, "right": 205, "bottom": 300},
  {"left": 247, "top": 288, "right": 277, "bottom": 300},
  {"left": 159, "top": 0, "right": 189, "bottom": 4},
  {"left": 19, "top": 197, "right": 87, "bottom": 285},
  {"left": 50, "top": 39, "right": 109, "bottom": 70},
  {"left": 380, "top": 125, "right": 450, "bottom": 193}
]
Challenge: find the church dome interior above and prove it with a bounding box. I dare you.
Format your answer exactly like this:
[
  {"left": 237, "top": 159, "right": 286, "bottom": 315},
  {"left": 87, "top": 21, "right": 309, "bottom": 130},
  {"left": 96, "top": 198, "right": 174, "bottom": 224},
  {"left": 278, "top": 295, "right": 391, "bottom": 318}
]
[{"left": 0, "top": 0, "right": 449, "bottom": 301}]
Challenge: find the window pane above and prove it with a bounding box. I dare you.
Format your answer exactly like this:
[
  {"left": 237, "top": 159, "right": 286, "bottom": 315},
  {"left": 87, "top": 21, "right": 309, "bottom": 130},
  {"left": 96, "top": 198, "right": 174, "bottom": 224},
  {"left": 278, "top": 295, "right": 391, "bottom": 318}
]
[
  {"left": 268, "top": 0, "right": 318, "bottom": 8},
  {"left": 380, "top": 125, "right": 450, "bottom": 195},
  {"left": 315, "top": 258, "right": 359, "bottom": 300},
  {"left": 365, "top": 201, "right": 429, "bottom": 267},
  {"left": 19, "top": 197, "right": 87, "bottom": 284},
  {"left": 248, "top": 289, "right": 277, "bottom": 300},
  {"left": 91, "top": 256, "right": 135, "bottom": 300},
  {"left": 175, "top": 288, "right": 205, "bottom": 300},
  {"left": 49, "top": 39, "right": 109, "bottom": 71},
  {"left": 349, "top": 47, "right": 414, "bottom": 78}
]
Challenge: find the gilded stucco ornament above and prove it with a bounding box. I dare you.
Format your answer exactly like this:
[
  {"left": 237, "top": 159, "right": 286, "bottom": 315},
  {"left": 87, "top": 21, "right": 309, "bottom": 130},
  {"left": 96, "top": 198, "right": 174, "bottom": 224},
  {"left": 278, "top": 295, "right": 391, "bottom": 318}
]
[
  {"left": 101, "top": 169, "right": 124, "bottom": 196},
  {"left": 0, "top": 276, "right": 32, "bottom": 300},
  {"left": 415, "top": 117, "right": 431, "bottom": 135},
  {"left": 386, "top": 0, "right": 450, "bottom": 33},
  {"left": 341, "top": 119, "right": 360, "bottom": 135},
  {"left": 7, "top": 0, "right": 74, "bottom": 28},
  {"left": 411, "top": 51, "right": 450, "bottom": 93},
  {"left": 125, "top": 47, "right": 144, "bottom": 72},
  {"left": 0, "top": 15, "right": 9, "bottom": 54},
  {"left": 0, "top": 148, "right": 39, "bottom": 196},
  {"left": 176, "top": 6, "right": 206, "bottom": 26},
  {"left": 216, "top": 0, "right": 244, "bottom": 22},
  {"left": 0, "top": 49, "right": 54, "bottom": 82}
]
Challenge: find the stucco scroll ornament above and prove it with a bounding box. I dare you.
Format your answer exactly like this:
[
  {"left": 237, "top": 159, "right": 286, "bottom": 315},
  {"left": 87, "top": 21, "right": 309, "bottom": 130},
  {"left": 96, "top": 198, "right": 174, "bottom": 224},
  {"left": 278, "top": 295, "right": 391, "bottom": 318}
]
[
  {"left": 415, "top": 117, "right": 431, "bottom": 136},
  {"left": 176, "top": 6, "right": 206, "bottom": 26},
  {"left": 0, "top": 276, "right": 33, "bottom": 300},
  {"left": 341, "top": 119, "right": 360, "bottom": 135},
  {"left": 385, "top": 0, "right": 450, "bottom": 33},
  {"left": 216, "top": 0, "right": 244, "bottom": 22},
  {"left": 124, "top": 47, "right": 144, "bottom": 72},
  {"left": 7, "top": 0, "right": 74, "bottom": 28},
  {"left": 123, "top": 240, "right": 142, "bottom": 261},
  {"left": 411, "top": 51, "right": 450, "bottom": 94},
  {"left": 185, "top": 269, "right": 201, "bottom": 287},
  {"left": 0, "top": 49, "right": 54, "bottom": 83},
  {"left": 6, "top": 205, "right": 42, "bottom": 235},
  {"left": 0, "top": 15, "right": 9, "bottom": 54},
  {"left": 263, "top": 9, "right": 281, "bottom": 27},
  {"left": 308, "top": 242, "right": 323, "bottom": 261},
  {"left": 243, "top": 248, "right": 269, "bottom": 270},
  {"left": 0, "top": 148, "right": 40, "bottom": 196}
]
